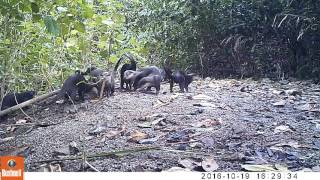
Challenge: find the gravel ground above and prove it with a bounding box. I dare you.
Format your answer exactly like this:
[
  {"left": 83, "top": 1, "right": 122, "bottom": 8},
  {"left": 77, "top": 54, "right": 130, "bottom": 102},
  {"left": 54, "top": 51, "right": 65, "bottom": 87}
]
[{"left": 1, "top": 78, "right": 320, "bottom": 172}]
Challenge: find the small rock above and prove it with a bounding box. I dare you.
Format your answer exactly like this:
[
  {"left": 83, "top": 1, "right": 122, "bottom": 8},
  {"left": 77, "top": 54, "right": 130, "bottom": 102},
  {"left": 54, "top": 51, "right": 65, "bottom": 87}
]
[
  {"left": 138, "top": 136, "right": 159, "bottom": 144},
  {"left": 273, "top": 100, "right": 286, "bottom": 107}
]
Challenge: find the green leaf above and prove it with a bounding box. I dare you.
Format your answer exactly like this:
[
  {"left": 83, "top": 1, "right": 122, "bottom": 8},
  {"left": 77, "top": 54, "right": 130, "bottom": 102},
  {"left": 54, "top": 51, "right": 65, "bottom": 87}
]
[
  {"left": 100, "top": 50, "right": 109, "bottom": 58},
  {"left": 32, "top": 14, "right": 41, "bottom": 22},
  {"left": 109, "top": 54, "right": 118, "bottom": 63},
  {"left": 75, "top": 22, "right": 86, "bottom": 33},
  {"left": 43, "top": 16, "right": 60, "bottom": 35},
  {"left": 31, "top": 2, "right": 39, "bottom": 13},
  {"left": 82, "top": 5, "right": 94, "bottom": 18},
  {"left": 60, "top": 23, "right": 69, "bottom": 37}
]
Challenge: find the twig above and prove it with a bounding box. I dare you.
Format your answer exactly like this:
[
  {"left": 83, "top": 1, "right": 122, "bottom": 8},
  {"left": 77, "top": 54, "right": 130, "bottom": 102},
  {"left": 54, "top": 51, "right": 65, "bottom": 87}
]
[
  {"left": 85, "top": 161, "right": 100, "bottom": 172},
  {"left": 165, "top": 139, "right": 201, "bottom": 145},
  {"left": 14, "top": 94, "right": 33, "bottom": 120},
  {"left": 161, "top": 148, "right": 215, "bottom": 157}
]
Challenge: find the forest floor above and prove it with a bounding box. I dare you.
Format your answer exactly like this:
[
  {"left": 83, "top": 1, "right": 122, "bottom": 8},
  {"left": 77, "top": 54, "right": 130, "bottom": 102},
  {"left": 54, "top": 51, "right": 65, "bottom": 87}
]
[{"left": 1, "top": 77, "right": 320, "bottom": 172}]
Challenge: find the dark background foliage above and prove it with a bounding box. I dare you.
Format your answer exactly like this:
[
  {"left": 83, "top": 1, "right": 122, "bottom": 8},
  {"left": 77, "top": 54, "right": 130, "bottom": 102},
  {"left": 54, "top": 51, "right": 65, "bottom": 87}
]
[{"left": 1, "top": 0, "right": 319, "bottom": 98}]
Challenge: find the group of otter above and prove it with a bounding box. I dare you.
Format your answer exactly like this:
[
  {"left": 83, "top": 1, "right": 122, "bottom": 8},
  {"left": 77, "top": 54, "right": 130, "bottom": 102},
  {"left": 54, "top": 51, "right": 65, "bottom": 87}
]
[{"left": 0, "top": 54, "right": 193, "bottom": 114}]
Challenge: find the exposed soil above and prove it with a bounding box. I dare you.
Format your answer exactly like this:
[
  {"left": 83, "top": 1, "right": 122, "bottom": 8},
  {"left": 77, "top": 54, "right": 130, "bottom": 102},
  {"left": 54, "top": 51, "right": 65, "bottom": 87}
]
[{"left": 1, "top": 78, "right": 320, "bottom": 172}]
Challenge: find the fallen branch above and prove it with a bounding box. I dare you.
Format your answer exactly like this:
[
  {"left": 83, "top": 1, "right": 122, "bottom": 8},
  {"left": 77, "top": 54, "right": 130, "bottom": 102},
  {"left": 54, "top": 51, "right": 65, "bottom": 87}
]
[
  {"left": 0, "top": 90, "right": 59, "bottom": 119},
  {"left": 0, "top": 122, "right": 62, "bottom": 127},
  {"left": 34, "top": 146, "right": 161, "bottom": 164}
]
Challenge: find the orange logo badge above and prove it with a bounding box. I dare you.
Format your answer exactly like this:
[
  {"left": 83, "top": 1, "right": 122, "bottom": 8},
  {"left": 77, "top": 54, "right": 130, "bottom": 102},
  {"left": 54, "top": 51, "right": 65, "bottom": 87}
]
[{"left": 0, "top": 156, "right": 24, "bottom": 180}]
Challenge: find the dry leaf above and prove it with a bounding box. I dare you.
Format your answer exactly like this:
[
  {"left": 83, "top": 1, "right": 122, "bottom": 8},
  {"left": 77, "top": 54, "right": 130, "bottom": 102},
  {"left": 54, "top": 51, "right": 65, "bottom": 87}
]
[
  {"left": 274, "top": 125, "right": 292, "bottom": 133},
  {"left": 273, "top": 100, "right": 286, "bottom": 107},
  {"left": 105, "top": 126, "right": 126, "bottom": 139},
  {"left": 137, "top": 122, "right": 152, "bottom": 128},
  {"left": 193, "top": 119, "right": 221, "bottom": 128},
  {"left": 201, "top": 157, "right": 219, "bottom": 172},
  {"left": 275, "top": 164, "right": 289, "bottom": 171},
  {"left": 241, "top": 164, "right": 277, "bottom": 172},
  {"left": 170, "top": 94, "right": 180, "bottom": 101},
  {"left": 151, "top": 118, "right": 166, "bottom": 125},
  {"left": 128, "top": 131, "right": 148, "bottom": 142},
  {"left": 179, "top": 159, "right": 201, "bottom": 170},
  {"left": 153, "top": 99, "right": 167, "bottom": 108},
  {"left": 166, "top": 167, "right": 191, "bottom": 172}
]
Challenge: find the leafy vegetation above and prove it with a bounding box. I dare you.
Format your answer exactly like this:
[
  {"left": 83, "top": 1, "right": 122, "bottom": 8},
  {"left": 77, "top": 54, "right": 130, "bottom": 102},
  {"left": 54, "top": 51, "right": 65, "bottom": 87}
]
[{"left": 0, "top": 0, "right": 319, "bottom": 97}]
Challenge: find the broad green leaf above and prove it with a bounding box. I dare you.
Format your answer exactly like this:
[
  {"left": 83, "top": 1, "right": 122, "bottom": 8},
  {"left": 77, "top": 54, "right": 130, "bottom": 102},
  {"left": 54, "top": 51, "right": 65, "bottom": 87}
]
[{"left": 43, "top": 16, "right": 60, "bottom": 35}]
